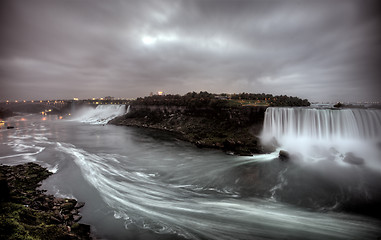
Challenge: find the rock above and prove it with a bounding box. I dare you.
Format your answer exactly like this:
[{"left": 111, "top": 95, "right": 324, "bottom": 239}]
[
  {"left": 73, "top": 214, "right": 82, "bottom": 222},
  {"left": 75, "top": 202, "right": 85, "bottom": 209},
  {"left": 50, "top": 216, "right": 62, "bottom": 223},
  {"left": 279, "top": 150, "right": 290, "bottom": 161},
  {"left": 343, "top": 152, "right": 364, "bottom": 165},
  {"left": 61, "top": 202, "right": 75, "bottom": 212}
]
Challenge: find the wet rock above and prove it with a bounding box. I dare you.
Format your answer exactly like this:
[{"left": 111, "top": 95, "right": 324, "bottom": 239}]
[
  {"left": 75, "top": 202, "right": 85, "bottom": 209},
  {"left": 73, "top": 214, "right": 82, "bottom": 222},
  {"left": 343, "top": 152, "right": 364, "bottom": 165},
  {"left": 279, "top": 150, "right": 290, "bottom": 161}
]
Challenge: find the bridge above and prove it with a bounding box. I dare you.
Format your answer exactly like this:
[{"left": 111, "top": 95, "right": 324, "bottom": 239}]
[{"left": 0, "top": 99, "right": 132, "bottom": 115}]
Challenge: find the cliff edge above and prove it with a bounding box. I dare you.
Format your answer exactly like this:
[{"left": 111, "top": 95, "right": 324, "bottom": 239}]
[{"left": 110, "top": 105, "right": 269, "bottom": 155}]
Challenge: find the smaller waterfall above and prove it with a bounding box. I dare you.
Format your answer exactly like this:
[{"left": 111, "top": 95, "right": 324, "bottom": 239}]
[
  {"left": 71, "top": 105, "right": 127, "bottom": 125},
  {"left": 126, "top": 105, "right": 131, "bottom": 114}
]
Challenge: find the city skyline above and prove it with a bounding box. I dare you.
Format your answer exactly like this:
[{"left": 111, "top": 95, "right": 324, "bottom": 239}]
[{"left": 1, "top": 0, "right": 380, "bottom": 103}]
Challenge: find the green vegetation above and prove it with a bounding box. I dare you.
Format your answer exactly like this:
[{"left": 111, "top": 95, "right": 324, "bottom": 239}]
[{"left": 134, "top": 91, "right": 310, "bottom": 107}]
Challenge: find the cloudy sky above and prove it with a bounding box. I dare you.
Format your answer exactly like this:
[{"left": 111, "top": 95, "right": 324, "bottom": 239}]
[{"left": 1, "top": 0, "right": 380, "bottom": 102}]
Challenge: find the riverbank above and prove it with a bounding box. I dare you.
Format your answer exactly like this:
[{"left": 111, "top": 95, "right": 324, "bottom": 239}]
[
  {"left": 0, "top": 162, "right": 91, "bottom": 240},
  {"left": 110, "top": 105, "right": 273, "bottom": 155}
]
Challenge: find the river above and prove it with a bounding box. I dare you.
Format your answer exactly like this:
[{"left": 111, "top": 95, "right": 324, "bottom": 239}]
[{"left": 0, "top": 108, "right": 380, "bottom": 240}]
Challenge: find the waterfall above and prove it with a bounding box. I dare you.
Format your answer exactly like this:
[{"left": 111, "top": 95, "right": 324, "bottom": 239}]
[
  {"left": 263, "top": 107, "right": 381, "bottom": 141},
  {"left": 126, "top": 105, "right": 131, "bottom": 114},
  {"left": 262, "top": 107, "right": 381, "bottom": 167},
  {"left": 71, "top": 105, "right": 127, "bottom": 125}
]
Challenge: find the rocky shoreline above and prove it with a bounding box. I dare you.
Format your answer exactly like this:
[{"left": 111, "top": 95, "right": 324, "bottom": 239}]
[
  {"left": 109, "top": 105, "right": 273, "bottom": 155},
  {"left": 0, "top": 162, "right": 91, "bottom": 240}
]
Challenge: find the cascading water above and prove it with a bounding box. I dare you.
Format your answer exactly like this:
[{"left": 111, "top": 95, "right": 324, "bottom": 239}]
[
  {"left": 262, "top": 107, "right": 381, "bottom": 168},
  {"left": 71, "top": 105, "right": 127, "bottom": 125},
  {"left": 260, "top": 107, "right": 381, "bottom": 216}
]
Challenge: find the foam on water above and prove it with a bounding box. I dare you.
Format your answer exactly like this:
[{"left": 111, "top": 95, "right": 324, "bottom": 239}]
[{"left": 54, "top": 141, "right": 381, "bottom": 240}]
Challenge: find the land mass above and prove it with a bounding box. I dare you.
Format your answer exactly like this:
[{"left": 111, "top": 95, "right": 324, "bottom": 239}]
[
  {"left": 0, "top": 163, "right": 91, "bottom": 240},
  {"left": 110, "top": 92, "right": 310, "bottom": 155}
]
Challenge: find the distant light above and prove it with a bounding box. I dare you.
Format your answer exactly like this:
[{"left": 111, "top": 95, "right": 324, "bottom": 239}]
[
  {"left": 31, "top": 100, "right": 34, "bottom": 103},
  {"left": 15, "top": 100, "right": 18, "bottom": 103},
  {"left": 23, "top": 100, "right": 26, "bottom": 103},
  {"left": 6, "top": 100, "right": 9, "bottom": 103},
  {"left": 73, "top": 98, "right": 79, "bottom": 101},
  {"left": 158, "top": 91, "right": 163, "bottom": 96}
]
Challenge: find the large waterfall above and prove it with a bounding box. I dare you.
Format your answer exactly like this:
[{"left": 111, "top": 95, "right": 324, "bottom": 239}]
[
  {"left": 262, "top": 107, "right": 381, "bottom": 168},
  {"left": 263, "top": 107, "right": 381, "bottom": 140},
  {"left": 71, "top": 105, "right": 127, "bottom": 124}
]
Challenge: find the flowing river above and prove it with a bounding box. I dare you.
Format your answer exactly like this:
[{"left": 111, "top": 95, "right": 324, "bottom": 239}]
[{"left": 0, "top": 106, "right": 381, "bottom": 240}]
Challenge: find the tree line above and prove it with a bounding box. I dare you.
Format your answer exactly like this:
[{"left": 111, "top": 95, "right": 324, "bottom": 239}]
[{"left": 133, "top": 91, "right": 310, "bottom": 108}]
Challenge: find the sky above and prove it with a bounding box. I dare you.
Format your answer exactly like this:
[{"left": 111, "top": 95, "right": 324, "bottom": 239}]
[{"left": 0, "top": 0, "right": 380, "bottom": 103}]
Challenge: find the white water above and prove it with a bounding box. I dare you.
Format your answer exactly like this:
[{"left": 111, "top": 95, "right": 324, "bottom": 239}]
[
  {"left": 262, "top": 107, "right": 381, "bottom": 168},
  {"left": 71, "top": 105, "right": 127, "bottom": 124}
]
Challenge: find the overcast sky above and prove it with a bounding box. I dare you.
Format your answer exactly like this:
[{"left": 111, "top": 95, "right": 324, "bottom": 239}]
[{"left": 1, "top": 0, "right": 380, "bottom": 102}]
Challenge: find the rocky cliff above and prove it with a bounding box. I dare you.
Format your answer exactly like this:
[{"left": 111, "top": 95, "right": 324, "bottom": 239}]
[{"left": 109, "top": 105, "right": 270, "bottom": 155}]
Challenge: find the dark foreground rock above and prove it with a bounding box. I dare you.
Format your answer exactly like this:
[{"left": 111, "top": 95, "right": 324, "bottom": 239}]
[{"left": 0, "top": 162, "right": 91, "bottom": 240}]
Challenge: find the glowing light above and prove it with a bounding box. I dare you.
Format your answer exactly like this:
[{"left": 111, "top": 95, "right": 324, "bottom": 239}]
[
  {"left": 42, "top": 117, "right": 47, "bottom": 121},
  {"left": 158, "top": 91, "right": 163, "bottom": 96},
  {"left": 73, "top": 98, "right": 79, "bottom": 101},
  {"left": 142, "top": 36, "right": 156, "bottom": 45},
  {"left": 59, "top": 116, "right": 63, "bottom": 120}
]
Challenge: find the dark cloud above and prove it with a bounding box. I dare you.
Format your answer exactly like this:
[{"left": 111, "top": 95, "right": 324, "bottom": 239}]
[{"left": 0, "top": 0, "right": 380, "bottom": 102}]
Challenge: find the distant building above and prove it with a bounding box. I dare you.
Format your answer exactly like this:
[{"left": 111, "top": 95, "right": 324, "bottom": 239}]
[{"left": 104, "top": 96, "right": 114, "bottom": 100}]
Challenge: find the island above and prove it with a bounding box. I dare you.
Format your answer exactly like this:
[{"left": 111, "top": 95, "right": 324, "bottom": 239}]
[{"left": 109, "top": 92, "right": 310, "bottom": 155}]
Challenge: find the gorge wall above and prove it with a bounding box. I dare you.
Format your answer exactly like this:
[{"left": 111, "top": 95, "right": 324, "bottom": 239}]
[{"left": 109, "top": 105, "right": 268, "bottom": 155}]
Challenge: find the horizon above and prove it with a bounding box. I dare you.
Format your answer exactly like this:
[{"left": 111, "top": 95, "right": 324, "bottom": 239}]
[{"left": 1, "top": 0, "right": 381, "bottom": 103}]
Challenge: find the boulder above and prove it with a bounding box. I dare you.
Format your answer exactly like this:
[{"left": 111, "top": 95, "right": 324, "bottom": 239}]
[
  {"left": 343, "top": 152, "right": 364, "bottom": 165},
  {"left": 279, "top": 150, "right": 290, "bottom": 161}
]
